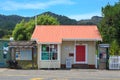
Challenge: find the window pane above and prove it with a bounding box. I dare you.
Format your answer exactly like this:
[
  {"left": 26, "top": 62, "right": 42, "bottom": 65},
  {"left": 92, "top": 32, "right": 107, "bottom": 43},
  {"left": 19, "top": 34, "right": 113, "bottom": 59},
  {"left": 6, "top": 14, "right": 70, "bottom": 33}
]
[
  {"left": 42, "top": 45, "right": 46, "bottom": 51},
  {"left": 41, "top": 44, "right": 58, "bottom": 60},
  {"left": 50, "top": 44, "right": 57, "bottom": 60},
  {"left": 42, "top": 52, "right": 49, "bottom": 60},
  {"left": 52, "top": 53, "right": 57, "bottom": 60}
]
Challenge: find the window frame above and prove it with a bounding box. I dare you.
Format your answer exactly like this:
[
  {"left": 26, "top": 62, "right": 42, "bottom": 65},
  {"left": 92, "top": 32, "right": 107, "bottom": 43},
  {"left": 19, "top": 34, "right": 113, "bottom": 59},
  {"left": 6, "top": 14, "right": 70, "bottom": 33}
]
[{"left": 41, "top": 44, "right": 58, "bottom": 60}]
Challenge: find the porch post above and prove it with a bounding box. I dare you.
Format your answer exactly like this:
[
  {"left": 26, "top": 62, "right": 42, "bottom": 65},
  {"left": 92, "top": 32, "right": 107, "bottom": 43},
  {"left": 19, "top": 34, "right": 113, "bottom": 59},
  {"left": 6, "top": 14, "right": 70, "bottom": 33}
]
[
  {"left": 74, "top": 40, "right": 76, "bottom": 64},
  {"left": 32, "top": 47, "right": 34, "bottom": 68},
  {"left": 58, "top": 44, "right": 61, "bottom": 68},
  {"left": 37, "top": 44, "right": 40, "bottom": 69}
]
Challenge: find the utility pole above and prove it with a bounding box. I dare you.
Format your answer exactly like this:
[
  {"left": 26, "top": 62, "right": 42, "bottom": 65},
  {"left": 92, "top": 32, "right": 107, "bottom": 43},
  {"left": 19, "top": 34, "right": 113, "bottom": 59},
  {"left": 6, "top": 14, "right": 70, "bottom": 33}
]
[
  {"left": 35, "top": 14, "right": 37, "bottom": 26},
  {"left": 35, "top": 10, "right": 37, "bottom": 27}
]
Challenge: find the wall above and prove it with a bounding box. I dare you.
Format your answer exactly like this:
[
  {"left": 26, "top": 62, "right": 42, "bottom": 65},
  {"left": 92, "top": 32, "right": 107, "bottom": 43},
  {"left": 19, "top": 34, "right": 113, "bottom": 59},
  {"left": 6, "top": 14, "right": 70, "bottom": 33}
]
[
  {"left": 61, "top": 41, "right": 74, "bottom": 64},
  {"left": 37, "top": 41, "right": 96, "bottom": 69},
  {"left": 61, "top": 41, "right": 96, "bottom": 67}
]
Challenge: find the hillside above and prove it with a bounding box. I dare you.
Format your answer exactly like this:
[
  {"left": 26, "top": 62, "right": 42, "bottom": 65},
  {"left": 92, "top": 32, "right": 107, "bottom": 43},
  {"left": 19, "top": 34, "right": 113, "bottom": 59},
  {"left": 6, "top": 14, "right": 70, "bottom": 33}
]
[
  {"left": 41, "top": 12, "right": 102, "bottom": 25},
  {"left": 78, "top": 16, "right": 102, "bottom": 25},
  {"left": 0, "top": 14, "right": 30, "bottom": 29},
  {"left": 41, "top": 11, "right": 78, "bottom": 25},
  {"left": 0, "top": 12, "right": 102, "bottom": 38}
]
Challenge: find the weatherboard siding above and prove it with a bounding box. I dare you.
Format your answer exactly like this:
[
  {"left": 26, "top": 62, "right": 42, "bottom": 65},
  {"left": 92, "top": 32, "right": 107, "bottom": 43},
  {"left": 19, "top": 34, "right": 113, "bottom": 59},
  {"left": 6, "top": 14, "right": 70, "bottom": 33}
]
[
  {"left": 61, "top": 41, "right": 96, "bottom": 65},
  {"left": 37, "top": 41, "right": 96, "bottom": 69}
]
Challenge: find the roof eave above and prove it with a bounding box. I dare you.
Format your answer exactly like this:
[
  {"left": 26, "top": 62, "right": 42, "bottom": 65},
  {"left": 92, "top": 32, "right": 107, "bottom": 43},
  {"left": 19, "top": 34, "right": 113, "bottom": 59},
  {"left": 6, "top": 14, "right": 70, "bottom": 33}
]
[{"left": 62, "top": 38, "right": 102, "bottom": 41}]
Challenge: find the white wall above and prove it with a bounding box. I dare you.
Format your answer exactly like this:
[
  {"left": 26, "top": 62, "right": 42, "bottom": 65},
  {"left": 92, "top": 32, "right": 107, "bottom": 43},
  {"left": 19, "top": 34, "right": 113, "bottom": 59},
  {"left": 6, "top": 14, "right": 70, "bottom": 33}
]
[{"left": 61, "top": 41, "right": 96, "bottom": 65}]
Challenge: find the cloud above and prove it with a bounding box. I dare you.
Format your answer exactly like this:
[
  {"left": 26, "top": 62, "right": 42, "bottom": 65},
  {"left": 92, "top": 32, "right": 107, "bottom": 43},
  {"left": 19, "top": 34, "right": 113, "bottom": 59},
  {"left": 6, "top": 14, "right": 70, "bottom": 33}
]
[
  {"left": 68, "top": 12, "right": 102, "bottom": 20},
  {"left": 0, "top": 0, "right": 75, "bottom": 10}
]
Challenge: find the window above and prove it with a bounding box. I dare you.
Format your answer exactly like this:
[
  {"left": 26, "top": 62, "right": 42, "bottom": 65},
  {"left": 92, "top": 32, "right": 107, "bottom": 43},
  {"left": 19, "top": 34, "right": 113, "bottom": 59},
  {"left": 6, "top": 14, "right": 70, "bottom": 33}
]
[{"left": 41, "top": 44, "right": 58, "bottom": 60}]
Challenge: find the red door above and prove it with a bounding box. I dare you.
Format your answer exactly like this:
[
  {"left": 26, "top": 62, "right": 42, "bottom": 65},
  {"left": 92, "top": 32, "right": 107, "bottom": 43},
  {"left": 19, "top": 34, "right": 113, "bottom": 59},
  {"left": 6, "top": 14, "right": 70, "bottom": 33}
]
[{"left": 76, "top": 45, "right": 86, "bottom": 62}]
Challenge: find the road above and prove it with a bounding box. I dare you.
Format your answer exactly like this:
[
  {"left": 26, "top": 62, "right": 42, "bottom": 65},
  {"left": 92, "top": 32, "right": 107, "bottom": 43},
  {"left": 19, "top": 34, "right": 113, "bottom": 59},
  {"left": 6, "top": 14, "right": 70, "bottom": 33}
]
[{"left": 0, "top": 68, "right": 120, "bottom": 80}]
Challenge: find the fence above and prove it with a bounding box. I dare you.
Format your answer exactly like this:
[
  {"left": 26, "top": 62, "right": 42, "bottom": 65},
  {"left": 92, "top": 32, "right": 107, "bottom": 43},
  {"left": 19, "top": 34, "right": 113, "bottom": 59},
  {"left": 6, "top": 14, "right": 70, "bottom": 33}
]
[{"left": 109, "top": 56, "right": 120, "bottom": 69}]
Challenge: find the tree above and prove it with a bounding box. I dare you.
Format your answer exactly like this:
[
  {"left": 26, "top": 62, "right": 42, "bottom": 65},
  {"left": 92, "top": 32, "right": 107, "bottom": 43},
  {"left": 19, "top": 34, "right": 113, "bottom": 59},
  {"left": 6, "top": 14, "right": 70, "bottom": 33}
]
[
  {"left": 99, "top": 1, "right": 120, "bottom": 55},
  {"left": 12, "top": 20, "right": 29, "bottom": 40},
  {"left": 0, "top": 29, "right": 5, "bottom": 38},
  {"left": 37, "top": 14, "right": 59, "bottom": 25},
  {"left": 99, "top": 2, "right": 120, "bottom": 45},
  {"left": 12, "top": 14, "right": 59, "bottom": 40},
  {"left": 110, "top": 40, "right": 119, "bottom": 55}
]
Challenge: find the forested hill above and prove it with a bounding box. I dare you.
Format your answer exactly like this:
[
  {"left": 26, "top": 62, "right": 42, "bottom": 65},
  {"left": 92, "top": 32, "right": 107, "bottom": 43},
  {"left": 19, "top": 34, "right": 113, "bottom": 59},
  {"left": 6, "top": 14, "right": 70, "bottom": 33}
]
[
  {"left": 0, "top": 14, "right": 30, "bottom": 30},
  {"left": 41, "top": 12, "right": 78, "bottom": 25},
  {"left": 42, "top": 12, "right": 102, "bottom": 25},
  {"left": 0, "top": 11, "right": 102, "bottom": 38},
  {"left": 78, "top": 16, "right": 102, "bottom": 25},
  {"left": 0, "top": 12, "right": 102, "bottom": 30}
]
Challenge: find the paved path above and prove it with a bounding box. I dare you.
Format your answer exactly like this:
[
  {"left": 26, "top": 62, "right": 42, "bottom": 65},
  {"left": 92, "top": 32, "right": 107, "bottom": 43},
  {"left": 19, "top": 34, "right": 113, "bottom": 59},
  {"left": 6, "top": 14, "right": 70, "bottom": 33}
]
[
  {"left": 0, "top": 68, "right": 8, "bottom": 73},
  {"left": 0, "top": 69, "right": 120, "bottom": 80}
]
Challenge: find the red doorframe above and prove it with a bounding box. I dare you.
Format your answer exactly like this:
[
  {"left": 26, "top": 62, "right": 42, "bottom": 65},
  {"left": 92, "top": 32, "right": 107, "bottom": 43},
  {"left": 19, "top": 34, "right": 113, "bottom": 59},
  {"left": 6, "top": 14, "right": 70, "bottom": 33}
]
[{"left": 76, "top": 45, "right": 86, "bottom": 63}]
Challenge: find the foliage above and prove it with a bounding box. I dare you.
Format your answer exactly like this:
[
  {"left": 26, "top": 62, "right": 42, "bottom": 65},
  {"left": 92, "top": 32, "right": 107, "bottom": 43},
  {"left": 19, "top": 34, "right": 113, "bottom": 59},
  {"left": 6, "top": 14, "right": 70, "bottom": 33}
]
[
  {"left": 12, "top": 20, "right": 28, "bottom": 40},
  {"left": 99, "top": 1, "right": 120, "bottom": 55},
  {"left": 12, "top": 14, "right": 59, "bottom": 40},
  {"left": 0, "top": 29, "right": 12, "bottom": 39},
  {"left": 0, "top": 29, "right": 5, "bottom": 38},
  {"left": 37, "top": 14, "right": 59, "bottom": 25},
  {"left": 0, "top": 14, "right": 30, "bottom": 38},
  {"left": 110, "top": 40, "right": 119, "bottom": 55}
]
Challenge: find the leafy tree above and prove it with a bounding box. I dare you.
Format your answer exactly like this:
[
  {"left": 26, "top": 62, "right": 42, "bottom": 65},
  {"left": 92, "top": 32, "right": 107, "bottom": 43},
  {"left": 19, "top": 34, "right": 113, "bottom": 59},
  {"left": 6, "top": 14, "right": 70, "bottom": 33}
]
[
  {"left": 0, "top": 29, "right": 5, "bottom": 38},
  {"left": 99, "top": 2, "right": 120, "bottom": 45},
  {"left": 12, "top": 20, "right": 28, "bottom": 40},
  {"left": 110, "top": 40, "right": 119, "bottom": 55},
  {"left": 25, "top": 19, "right": 35, "bottom": 40},
  {"left": 12, "top": 14, "right": 59, "bottom": 40},
  {"left": 99, "top": 1, "right": 120, "bottom": 55},
  {"left": 37, "top": 14, "right": 59, "bottom": 25}
]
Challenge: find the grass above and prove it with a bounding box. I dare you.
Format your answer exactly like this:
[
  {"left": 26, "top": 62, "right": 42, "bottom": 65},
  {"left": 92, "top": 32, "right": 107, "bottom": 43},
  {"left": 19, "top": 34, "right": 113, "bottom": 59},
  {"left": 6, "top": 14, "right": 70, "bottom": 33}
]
[{"left": 17, "top": 60, "right": 38, "bottom": 69}]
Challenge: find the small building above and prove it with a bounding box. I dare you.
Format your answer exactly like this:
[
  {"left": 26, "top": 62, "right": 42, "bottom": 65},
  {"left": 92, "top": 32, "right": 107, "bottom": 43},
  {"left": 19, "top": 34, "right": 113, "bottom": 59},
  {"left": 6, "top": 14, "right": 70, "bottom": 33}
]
[{"left": 31, "top": 25, "right": 102, "bottom": 69}]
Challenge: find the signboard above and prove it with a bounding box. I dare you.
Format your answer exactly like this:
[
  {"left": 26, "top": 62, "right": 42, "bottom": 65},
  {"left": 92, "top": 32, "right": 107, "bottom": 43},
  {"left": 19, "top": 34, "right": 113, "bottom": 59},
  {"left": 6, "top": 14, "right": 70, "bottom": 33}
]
[
  {"left": 15, "top": 49, "right": 32, "bottom": 60},
  {"left": 16, "top": 52, "right": 20, "bottom": 60},
  {"left": 66, "top": 57, "right": 72, "bottom": 68}
]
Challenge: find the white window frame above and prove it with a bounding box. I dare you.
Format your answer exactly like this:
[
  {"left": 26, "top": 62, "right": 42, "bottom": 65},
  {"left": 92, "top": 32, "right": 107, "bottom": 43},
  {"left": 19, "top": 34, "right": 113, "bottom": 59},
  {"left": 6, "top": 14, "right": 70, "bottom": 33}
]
[{"left": 40, "top": 44, "right": 58, "bottom": 61}]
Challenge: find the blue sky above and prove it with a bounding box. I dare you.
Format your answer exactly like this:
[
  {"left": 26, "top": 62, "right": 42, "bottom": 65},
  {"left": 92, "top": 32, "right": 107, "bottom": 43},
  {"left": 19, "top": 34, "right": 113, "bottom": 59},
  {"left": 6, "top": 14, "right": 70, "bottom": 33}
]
[{"left": 0, "top": 0, "right": 118, "bottom": 20}]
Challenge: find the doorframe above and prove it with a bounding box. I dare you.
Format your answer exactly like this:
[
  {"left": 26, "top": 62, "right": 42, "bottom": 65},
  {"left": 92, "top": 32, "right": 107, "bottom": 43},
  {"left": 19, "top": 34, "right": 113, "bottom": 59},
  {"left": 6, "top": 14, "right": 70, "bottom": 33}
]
[{"left": 74, "top": 43, "right": 88, "bottom": 64}]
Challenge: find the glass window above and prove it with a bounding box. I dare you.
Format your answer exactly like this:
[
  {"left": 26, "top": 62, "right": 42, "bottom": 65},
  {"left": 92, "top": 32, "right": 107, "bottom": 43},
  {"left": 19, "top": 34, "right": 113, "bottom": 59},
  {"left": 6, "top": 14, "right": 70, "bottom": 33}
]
[{"left": 41, "top": 44, "right": 58, "bottom": 60}]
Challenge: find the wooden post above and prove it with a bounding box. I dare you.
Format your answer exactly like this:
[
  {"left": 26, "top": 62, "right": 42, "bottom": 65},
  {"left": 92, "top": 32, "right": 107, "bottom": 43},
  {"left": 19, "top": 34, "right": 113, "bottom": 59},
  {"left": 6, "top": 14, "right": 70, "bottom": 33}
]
[{"left": 32, "top": 47, "right": 34, "bottom": 68}]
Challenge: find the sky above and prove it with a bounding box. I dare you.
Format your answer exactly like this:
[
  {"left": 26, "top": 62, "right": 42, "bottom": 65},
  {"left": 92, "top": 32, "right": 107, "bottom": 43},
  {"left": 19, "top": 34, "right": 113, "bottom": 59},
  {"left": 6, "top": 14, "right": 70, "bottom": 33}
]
[{"left": 0, "top": 0, "right": 119, "bottom": 20}]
